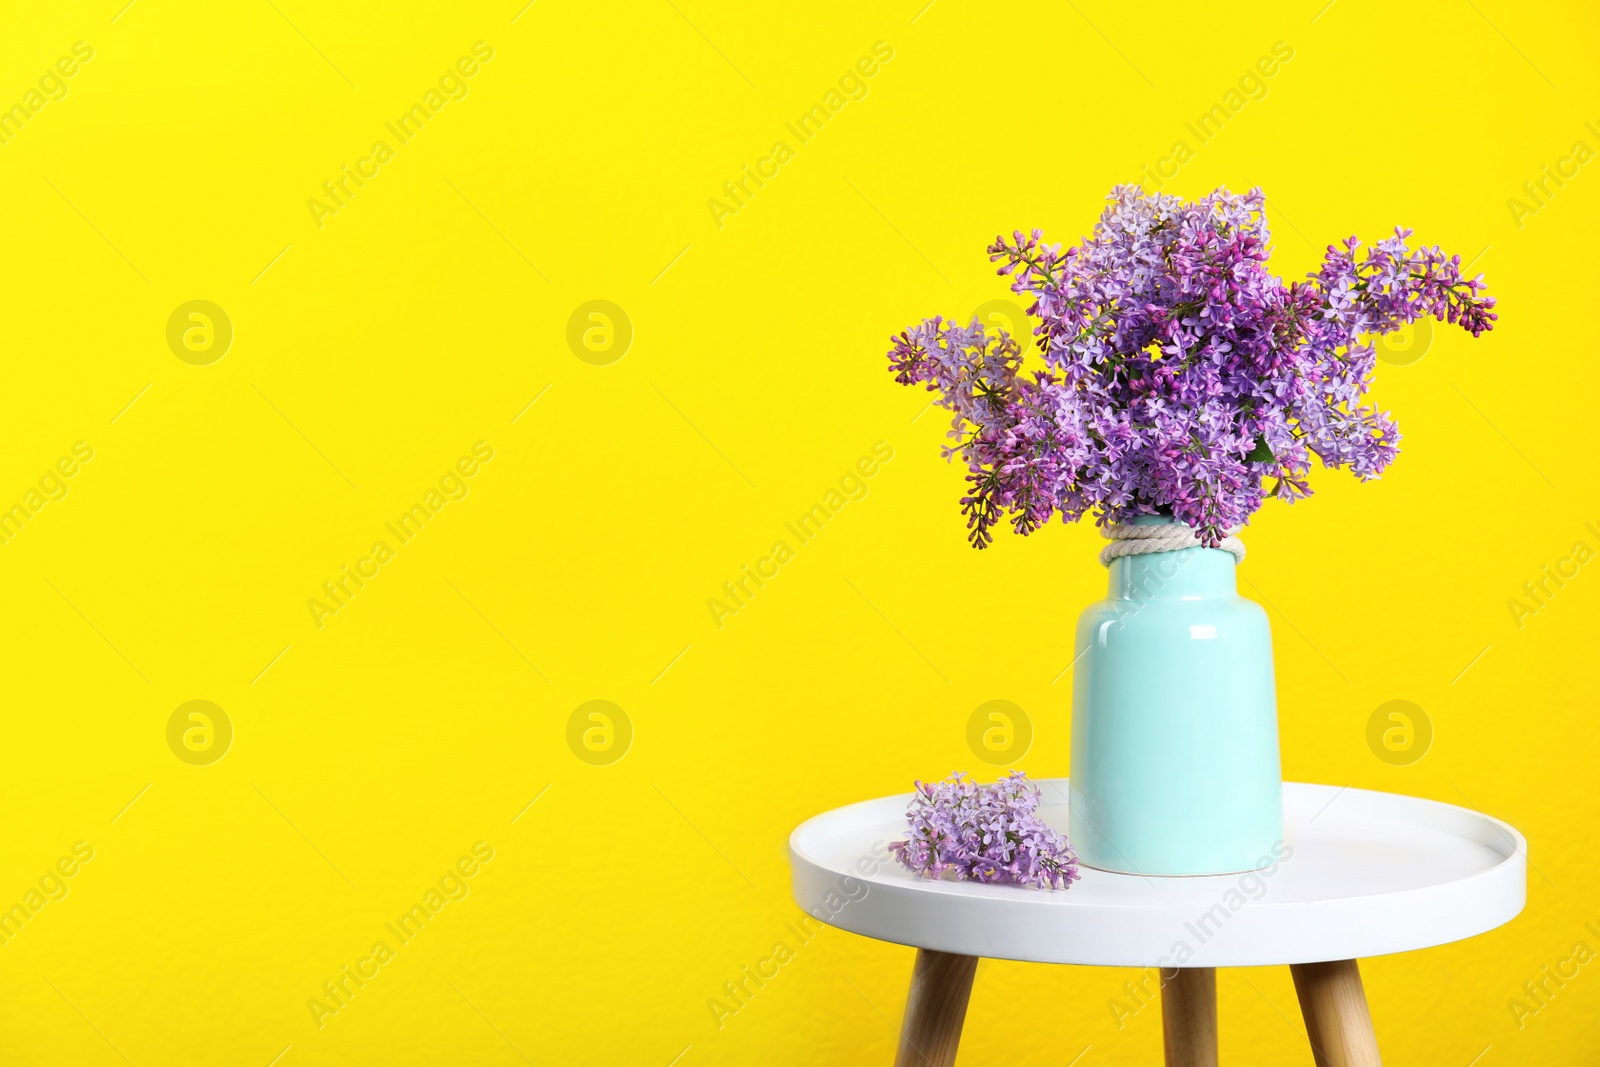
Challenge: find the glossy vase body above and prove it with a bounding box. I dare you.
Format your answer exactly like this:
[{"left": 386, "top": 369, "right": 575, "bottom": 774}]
[{"left": 1069, "top": 516, "right": 1283, "bottom": 875}]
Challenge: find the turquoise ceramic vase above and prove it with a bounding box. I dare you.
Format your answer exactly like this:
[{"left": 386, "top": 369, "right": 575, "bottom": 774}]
[{"left": 1068, "top": 515, "right": 1283, "bottom": 876}]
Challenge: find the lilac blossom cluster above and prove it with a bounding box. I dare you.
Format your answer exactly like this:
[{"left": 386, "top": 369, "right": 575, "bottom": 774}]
[
  {"left": 889, "top": 771, "right": 1079, "bottom": 890},
  {"left": 888, "top": 186, "right": 1497, "bottom": 547}
]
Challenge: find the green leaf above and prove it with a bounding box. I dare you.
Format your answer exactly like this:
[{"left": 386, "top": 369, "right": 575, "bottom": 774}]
[{"left": 1246, "top": 435, "right": 1274, "bottom": 463}]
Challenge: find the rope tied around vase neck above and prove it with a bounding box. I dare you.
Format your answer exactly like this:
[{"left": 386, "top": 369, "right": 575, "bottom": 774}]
[{"left": 1099, "top": 521, "right": 1246, "bottom": 567}]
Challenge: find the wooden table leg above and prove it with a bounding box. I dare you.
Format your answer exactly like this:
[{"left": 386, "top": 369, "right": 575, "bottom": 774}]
[
  {"left": 893, "top": 949, "right": 978, "bottom": 1067},
  {"left": 1160, "top": 967, "right": 1218, "bottom": 1067},
  {"left": 1290, "top": 959, "right": 1382, "bottom": 1067}
]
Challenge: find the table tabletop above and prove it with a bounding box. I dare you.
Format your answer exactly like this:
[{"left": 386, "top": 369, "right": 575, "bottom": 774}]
[{"left": 788, "top": 780, "right": 1526, "bottom": 967}]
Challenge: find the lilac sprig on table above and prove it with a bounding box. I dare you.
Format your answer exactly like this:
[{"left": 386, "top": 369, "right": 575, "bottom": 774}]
[
  {"left": 889, "top": 771, "right": 1079, "bottom": 890},
  {"left": 887, "top": 185, "right": 1497, "bottom": 548}
]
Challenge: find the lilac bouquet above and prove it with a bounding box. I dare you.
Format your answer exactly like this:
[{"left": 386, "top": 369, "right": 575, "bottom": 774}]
[
  {"left": 888, "top": 186, "right": 1497, "bottom": 548},
  {"left": 889, "top": 771, "right": 1079, "bottom": 889}
]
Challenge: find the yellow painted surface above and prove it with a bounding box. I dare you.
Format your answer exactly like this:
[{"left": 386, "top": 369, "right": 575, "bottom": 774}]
[{"left": 0, "top": 1, "right": 1594, "bottom": 1063}]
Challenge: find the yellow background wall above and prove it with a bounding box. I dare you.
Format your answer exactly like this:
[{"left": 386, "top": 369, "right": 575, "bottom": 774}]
[{"left": 0, "top": 1, "right": 1594, "bottom": 1063}]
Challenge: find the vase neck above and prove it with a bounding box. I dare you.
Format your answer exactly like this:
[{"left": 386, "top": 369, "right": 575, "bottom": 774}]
[{"left": 1105, "top": 516, "right": 1238, "bottom": 600}]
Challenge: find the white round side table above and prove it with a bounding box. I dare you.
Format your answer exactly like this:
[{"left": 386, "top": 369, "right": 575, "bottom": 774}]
[{"left": 789, "top": 781, "right": 1526, "bottom": 1067}]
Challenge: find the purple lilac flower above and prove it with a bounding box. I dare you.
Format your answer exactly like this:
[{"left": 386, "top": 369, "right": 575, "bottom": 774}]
[
  {"left": 887, "top": 186, "right": 1497, "bottom": 548},
  {"left": 889, "top": 771, "right": 1079, "bottom": 890}
]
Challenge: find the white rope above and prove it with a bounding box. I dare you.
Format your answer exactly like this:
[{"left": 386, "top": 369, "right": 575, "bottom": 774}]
[{"left": 1099, "top": 521, "right": 1245, "bottom": 567}]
